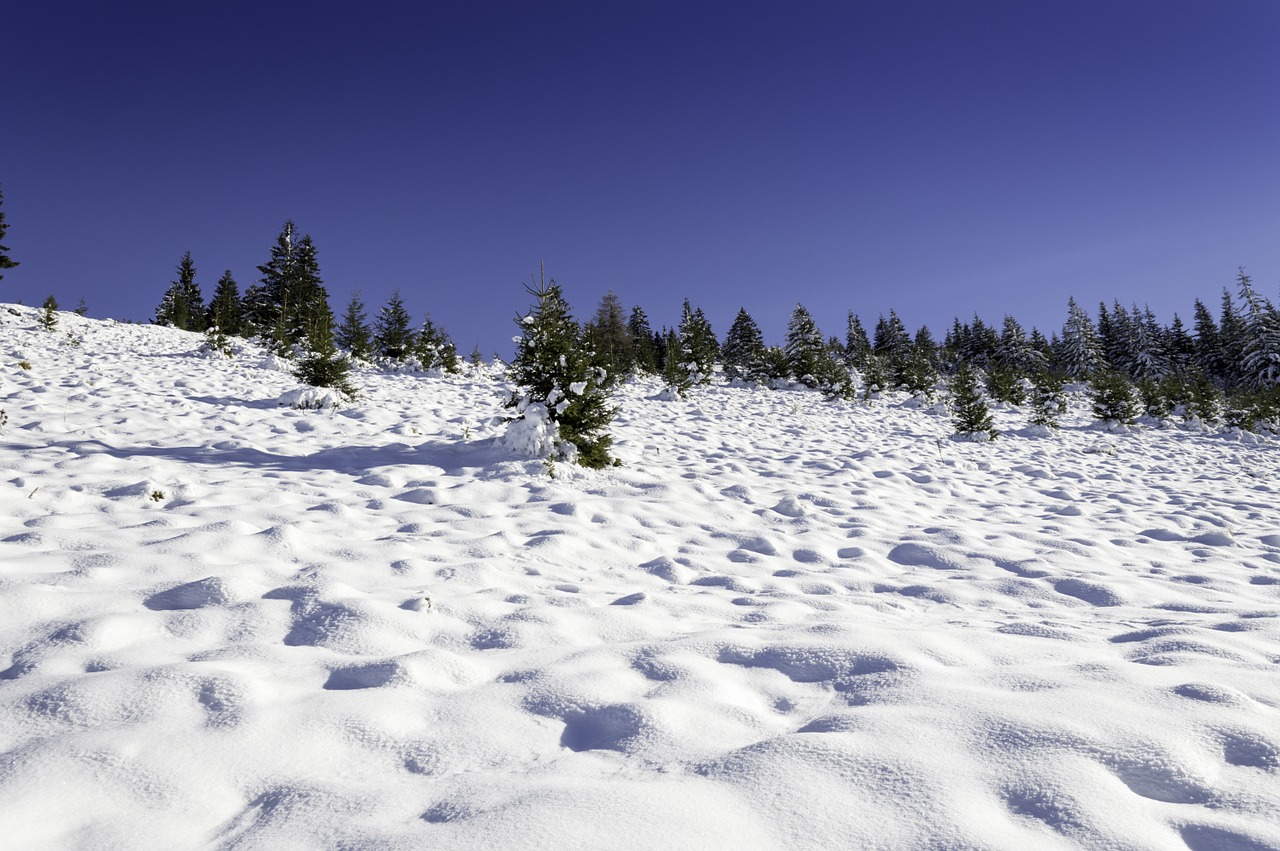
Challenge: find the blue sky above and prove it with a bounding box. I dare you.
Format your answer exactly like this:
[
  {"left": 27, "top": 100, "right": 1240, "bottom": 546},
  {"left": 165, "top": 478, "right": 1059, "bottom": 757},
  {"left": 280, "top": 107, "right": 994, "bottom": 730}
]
[{"left": 4, "top": 1, "right": 1278, "bottom": 355}]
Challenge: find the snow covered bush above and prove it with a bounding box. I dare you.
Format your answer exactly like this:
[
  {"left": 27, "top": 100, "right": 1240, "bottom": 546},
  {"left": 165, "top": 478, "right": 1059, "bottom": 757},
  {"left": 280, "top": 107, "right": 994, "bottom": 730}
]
[
  {"left": 1027, "top": 371, "right": 1067, "bottom": 430},
  {"left": 506, "top": 267, "right": 617, "bottom": 469}
]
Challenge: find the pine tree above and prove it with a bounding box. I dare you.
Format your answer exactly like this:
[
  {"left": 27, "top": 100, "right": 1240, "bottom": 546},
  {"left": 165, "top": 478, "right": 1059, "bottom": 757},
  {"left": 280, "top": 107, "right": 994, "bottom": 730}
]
[
  {"left": 38, "top": 295, "right": 59, "bottom": 332},
  {"left": 1191, "top": 299, "right": 1224, "bottom": 384},
  {"left": 950, "top": 362, "right": 997, "bottom": 440},
  {"left": 1164, "top": 314, "right": 1195, "bottom": 375},
  {"left": 155, "top": 252, "right": 204, "bottom": 331},
  {"left": 1090, "top": 372, "right": 1139, "bottom": 425},
  {"left": 585, "top": 290, "right": 632, "bottom": 383},
  {"left": 627, "top": 306, "right": 657, "bottom": 374},
  {"left": 872, "top": 310, "right": 911, "bottom": 383},
  {"left": 248, "top": 220, "right": 326, "bottom": 350},
  {"left": 293, "top": 306, "right": 357, "bottom": 400},
  {"left": 1218, "top": 288, "right": 1248, "bottom": 389},
  {"left": 844, "top": 312, "right": 872, "bottom": 370},
  {"left": 1128, "top": 305, "right": 1169, "bottom": 382},
  {"left": 1028, "top": 371, "right": 1067, "bottom": 429},
  {"left": 336, "top": 291, "right": 373, "bottom": 361},
  {"left": 722, "top": 307, "right": 768, "bottom": 383},
  {"left": 901, "top": 329, "right": 939, "bottom": 399},
  {"left": 678, "top": 299, "right": 717, "bottom": 385},
  {"left": 206, "top": 270, "right": 243, "bottom": 337},
  {"left": 374, "top": 289, "right": 415, "bottom": 361},
  {"left": 1236, "top": 267, "right": 1280, "bottom": 389},
  {"left": 286, "top": 235, "right": 353, "bottom": 397},
  {"left": 0, "top": 184, "right": 18, "bottom": 282},
  {"left": 1054, "top": 298, "right": 1105, "bottom": 378},
  {"left": 415, "top": 312, "right": 459, "bottom": 372},
  {"left": 661, "top": 328, "right": 692, "bottom": 396},
  {"left": 507, "top": 266, "right": 616, "bottom": 468},
  {"left": 995, "top": 314, "right": 1045, "bottom": 377},
  {"left": 1184, "top": 368, "right": 1222, "bottom": 425},
  {"left": 784, "top": 304, "right": 853, "bottom": 398}
]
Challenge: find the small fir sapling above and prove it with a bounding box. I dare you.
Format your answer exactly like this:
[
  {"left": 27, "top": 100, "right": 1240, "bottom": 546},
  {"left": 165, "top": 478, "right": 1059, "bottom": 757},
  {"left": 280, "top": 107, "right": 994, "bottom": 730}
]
[
  {"left": 985, "top": 366, "right": 1027, "bottom": 406},
  {"left": 1183, "top": 370, "right": 1223, "bottom": 425},
  {"left": 38, "top": 295, "right": 59, "bottom": 332},
  {"left": 1136, "top": 377, "right": 1173, "bottom": 420},
  {"left": 1089, "top": 371, "right": 1140, "bottom": 426},
  {"left": 950, "top": 362, "right": 998, "bottom": 440},
  {"left": 661, "top": 329, "right": 693, "bottom": 397},
  {"left": 901, "top": 345, "right": 939, "bottom": 400},
  {"left": 506, "top": 266, "right": 617, "bottom": 468},
  {"left": 336, "top": 291, "right": 373, "bottom": 361},
  {"left": 1028, "top": 371, "right": 1067, "bottom": 429}
]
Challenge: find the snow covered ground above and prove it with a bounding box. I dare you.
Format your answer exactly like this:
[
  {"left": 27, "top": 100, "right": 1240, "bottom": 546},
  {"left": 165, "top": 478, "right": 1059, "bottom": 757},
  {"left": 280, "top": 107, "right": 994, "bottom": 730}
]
[{"left": 2, "top": 304, "right": 1278, "bottom": 850}]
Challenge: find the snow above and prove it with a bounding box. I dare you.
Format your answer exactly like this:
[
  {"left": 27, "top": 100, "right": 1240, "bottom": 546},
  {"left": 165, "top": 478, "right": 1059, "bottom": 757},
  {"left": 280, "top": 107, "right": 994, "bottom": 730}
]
[{"left": 2, "top": 304, "right": 1279, "bottom": 849}]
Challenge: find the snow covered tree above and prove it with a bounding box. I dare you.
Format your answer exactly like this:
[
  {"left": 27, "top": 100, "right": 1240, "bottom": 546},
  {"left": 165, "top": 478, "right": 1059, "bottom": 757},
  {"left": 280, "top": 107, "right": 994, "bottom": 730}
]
[
  {"left": 1128, "top": 305, "right": 1170, "bottom": 382},
  {"left": 585, "top": 290, "right": 632, "bottom": 383},
  {"left": 336, "top": 290, "right": 373, "bottom": 361},
  {"left": 722, "top": 307, "right": 768, "bottom": 383},
  {"left": 1028, "top": 371, "right": 1067, "bottom": 429},
  {"left": 901, "top": 332, "right": 939, "bottom": 399},
  {"left": 785, "top": 304, "right": 853, "bottom": 398},
  {"left": 678, "top": 299, "right": 717, "bottom": 385},
  {"left": 374, "top": 289, "right": 415, "bottom": 361},
  {"left": 1236, "top": 267, "right": 1280, "bottom": 389},
  {"left": 244, "top": 222, "right": 298, "bottom": 346},
  {"left": 627, "top": 306, "right": 657, "bottom": 374},
  {"left": 995, "top": 314, "right": 1045, "bottom": 377},
  {"left": 950, "top": 362, "right": 997, "bottom": 440},
  {"left": 155, "top": 252, "right": 205, "bottom": 331},
  {"left": 1163, "top": 313, "right": 1195, "bottom": 375},
  {"left": 205, "top": 270, "right": 243, "bottom": 338},
  {"left": 415, "top": 312, "right": 459, "bottom": 372},
  {"left": 986, "top": 367, "right": 1027, "bottom": 406},
  {"left": 0, "top": 184, "right": 18, "bottom": 282},
  {"left": 1089, "top": 372, "right": 1139, "bottom": 425},
  {"left": 872, "top": 310, "right": 911, "bottom": 383},
  {"left": 661, "top": 328, "right": 692, "bottom": 396},
  {"left": 1183, "top": 368, "right": 1222, "bottom": 425},
  {"left": 293, "top": 302, "right": 357, "bottom": 399},
  {"left": 506, "top": 267, "right": 616, "bottom": 468},
  {"left": 844, "top": 312, "right": 872, "bottom": 370}
]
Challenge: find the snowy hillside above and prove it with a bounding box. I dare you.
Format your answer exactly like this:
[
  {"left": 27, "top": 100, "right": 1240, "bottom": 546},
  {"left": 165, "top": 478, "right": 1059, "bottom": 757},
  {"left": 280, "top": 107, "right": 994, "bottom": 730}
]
[{"left": 2, "top": 305, "right": 1279, "bottom": 850}]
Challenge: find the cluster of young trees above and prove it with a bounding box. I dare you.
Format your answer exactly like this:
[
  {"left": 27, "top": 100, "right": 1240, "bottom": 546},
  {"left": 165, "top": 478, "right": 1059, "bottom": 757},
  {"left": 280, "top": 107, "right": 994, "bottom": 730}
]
[
  {"left": 153, "top": 221, "right": 468, "bottom": 397},
  {"left": 509, "top": 268, "right": 1280, "bottom": 457},
  {"left": 0, "top": 184, "right": 17, "bottom": 283}
]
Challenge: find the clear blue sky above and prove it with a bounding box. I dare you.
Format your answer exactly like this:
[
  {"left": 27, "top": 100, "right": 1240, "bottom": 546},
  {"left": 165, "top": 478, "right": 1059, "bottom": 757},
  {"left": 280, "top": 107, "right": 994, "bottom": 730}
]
[{"left": 5, "top": 1, "right": 1278, "bottom": 355}]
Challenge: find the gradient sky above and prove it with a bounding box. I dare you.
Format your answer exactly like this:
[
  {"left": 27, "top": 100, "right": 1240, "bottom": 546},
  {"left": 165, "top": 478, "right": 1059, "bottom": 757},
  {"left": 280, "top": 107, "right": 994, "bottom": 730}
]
[{"left": 5, "top": 1, "right": 1278, "bottom": 356}]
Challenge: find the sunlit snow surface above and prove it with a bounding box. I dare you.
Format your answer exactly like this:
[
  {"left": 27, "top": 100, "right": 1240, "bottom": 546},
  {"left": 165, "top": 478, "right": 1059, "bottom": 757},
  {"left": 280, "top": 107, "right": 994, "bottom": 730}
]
[{"left": 2, "top": 305, "right": 1279, "bottom": 850}]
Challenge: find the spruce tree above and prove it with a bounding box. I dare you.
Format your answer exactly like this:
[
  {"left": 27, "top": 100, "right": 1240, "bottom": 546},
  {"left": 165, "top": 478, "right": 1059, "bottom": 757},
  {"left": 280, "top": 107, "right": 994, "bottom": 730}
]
[
  {"left": 1191, "top": 299, "right": 1224, "bottom": 384},
  {"left": 661, "top": 328, "right": 692, "bottom": 396},
  {"left": 1236, "top": 267, "right": 1280, "bottom": 389},
  {"left": 627, "top": 306, "right": 657, "bottom": 374},
  {"left": 785, "top": 304, "right": 852, "bottom": 398},
  {"left": 507, "top": 267, "right": 616, "bottom": 468},
  {"left": 844, "top": 312, "right": 872, "bottom": 370},
  {"left": 950, "top": 362, "right": 997, "bottom": 440},
  {"left": 0, "top": 184, "right": 18, "bottom": 282},
  {"left": 206, "top": 270, "right": 243, "bottom": 337},
  {"left": 38, "top": 295, "right": 59, "bottom": 332},
  {"left": 677, "top": 300, "right": 717, "bottom": 385},
  {"left": 585, "top": 291, "right": 632, "bottom": 384},
  {"left": 374, "top": 289, "right": 415, "bottom": 361},
  {"left": 293, "top": 305, "right": 357, "bottom": 400},
  {"left": 415, "top": 312, "right": 459, "bottom": 372},
  {"left": 1028, "top": 371, "right": 1067, "bottom": 430},
  {"left": 336, "top": 290, "right": 373, "bottom": 361},
  {"left": 1090, "top": 372, "right": 1140, "bottom": 425},
  {"left": 1183, "top": 368, "right": 1222, "bottom": 424},
  {"left": 155, "top": 252, "right": 204, "bottom": 331},
  {"left": 722, "top": 307, "right": 768, "bottom": 383},
  {"left": 1218, "top": 288, "right": 1248, "bottom": 389}
]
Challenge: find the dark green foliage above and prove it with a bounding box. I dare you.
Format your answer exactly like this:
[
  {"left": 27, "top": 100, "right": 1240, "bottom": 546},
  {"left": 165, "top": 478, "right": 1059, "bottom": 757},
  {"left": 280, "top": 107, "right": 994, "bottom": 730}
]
[
  {"left": 844, "top": 313, "right": 872, "bottom": 369},
  {"left": 1183, "top": 369, "right": 1222, "bottom": 424},
  {"left": 901, "top": 338, "right": 939, "bottom": 399},
  {"left": 507, "top": 268, "right": 616, "bottom": 468},
  {"left": 585, "top": 291, "right": 632, "bottom": 383},
  {"left": 336, "top": 291, "right": 373, "bottom": 361},
  {"left": 860, "top": 352, "right": 890, "bottom": 399},
  {"left": 1217, "top": 288, "right": 1248, "bottom": 388},
  {"left": 950, "top": 363, "right": 997, "bottom": 440},
  {"left": 785, "top": 304, "right": 853, "bottom": 399},
  {"left": 38, "top": 295, "right": 58, "bottom": 332},
  {"left": 1224, "top": 386, "right": 1280, "bottom": 433},
  {"left": 155, "top": 252, "right": 205, "bottom": 331},
  {"left": 0, "top": 184, "right": 18, "bottom": 281},
  {"left": 1089, "top": 372, "right": 1140, "bottom": 425},
  {"left": 1136, "top": 377, "right": 1172, "bottom": 420},
  {"left": 74, "top": 299, "right": 88, "bottom": 317},
  {"left": 678, "top": 300, "right": 717, "bottom": 385},
  {"left": 627, "top": 306, "right": 657, "bottom": 374},
  {"left": 1191, "top": 299, "right": 1224, "bottom": 383},
  {"left": 1028, "top": 372, "right": 1067, "bottom": 429},
  {"left": 986, "top": 366, "right": 1027, "bottom": 406},
  {"left": 243, "top": 221, "right": 330, "bottom": 352},
  {"left": 995, "top": 314, "right": 1045, "bottom": 376},
  {"left": 206, "top": 270, "right": 243, "bottom": 337},
  {"left": 374, "top": 289, "right": 415, "bottom": 361},
  {"left": 661, "top": 328, "right": 693, "bottom": 397},
  {"left": 722, "top": 307, "right": 768, "bottom": 383},
  {"left": 293, "top": 310, "right": 358, "bottom": 400},
  {"left": 285, "top": 236, "right": 352, "bottom": 397},
  {"left": 1237, "top": 267, "right": 1280, "bottom": 389},
  {"left": 415, "top": 313, "right": 459, "bottom": 372}
]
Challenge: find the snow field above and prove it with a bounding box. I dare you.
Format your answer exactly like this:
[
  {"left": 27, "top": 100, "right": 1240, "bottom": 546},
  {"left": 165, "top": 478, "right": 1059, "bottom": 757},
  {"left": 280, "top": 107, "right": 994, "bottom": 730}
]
[{"left": 1, "top": 305, "right": 1279, "bottom": 849}]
